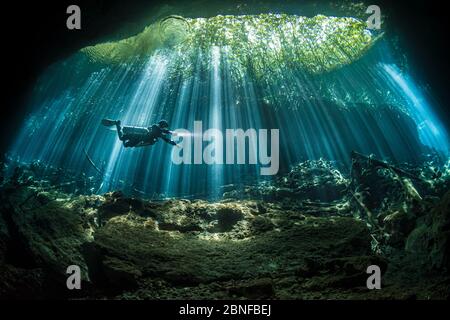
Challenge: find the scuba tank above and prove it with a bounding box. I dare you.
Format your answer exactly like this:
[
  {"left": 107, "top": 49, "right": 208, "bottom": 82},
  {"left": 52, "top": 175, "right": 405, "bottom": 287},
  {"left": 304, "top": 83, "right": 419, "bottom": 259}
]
[{"left": 122, "top": 126, "right": 150, "bottom": 136}]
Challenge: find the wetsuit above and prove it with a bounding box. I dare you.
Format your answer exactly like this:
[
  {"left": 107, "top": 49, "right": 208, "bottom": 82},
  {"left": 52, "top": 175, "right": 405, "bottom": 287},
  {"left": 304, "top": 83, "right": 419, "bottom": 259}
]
[{"left": 116, "top": 122, "right": 177, "bottom": 148}]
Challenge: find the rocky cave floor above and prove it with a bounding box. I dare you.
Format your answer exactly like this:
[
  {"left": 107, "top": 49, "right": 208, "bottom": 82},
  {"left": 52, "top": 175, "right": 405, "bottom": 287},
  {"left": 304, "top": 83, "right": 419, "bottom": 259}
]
[{"left": 0, "top": 156, "right": 449, "bottom": 300}]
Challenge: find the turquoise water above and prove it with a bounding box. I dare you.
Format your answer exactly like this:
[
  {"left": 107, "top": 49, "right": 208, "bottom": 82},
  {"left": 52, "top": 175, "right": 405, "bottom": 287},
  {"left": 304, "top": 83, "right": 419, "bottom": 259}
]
[{"left": 8, "top": 15, "right": 449, "bottom": 198}]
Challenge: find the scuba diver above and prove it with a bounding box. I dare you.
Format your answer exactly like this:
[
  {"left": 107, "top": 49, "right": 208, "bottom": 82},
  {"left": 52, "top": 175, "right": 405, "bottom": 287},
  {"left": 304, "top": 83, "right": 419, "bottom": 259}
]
[{"left": 101, "top": 119, "right": 179, "bottom": 148}]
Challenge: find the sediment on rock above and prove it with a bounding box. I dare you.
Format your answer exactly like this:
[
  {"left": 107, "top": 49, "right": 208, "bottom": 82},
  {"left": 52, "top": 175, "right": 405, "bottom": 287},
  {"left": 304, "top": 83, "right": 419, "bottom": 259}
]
[{"left": 0, "top": 156, "right": 449, "bottom": 299}]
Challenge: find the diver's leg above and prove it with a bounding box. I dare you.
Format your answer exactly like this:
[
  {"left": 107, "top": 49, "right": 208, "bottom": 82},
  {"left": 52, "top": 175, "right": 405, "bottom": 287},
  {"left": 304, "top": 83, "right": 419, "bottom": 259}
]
[
  {"left": 124, "top": 139, "right": 139, "bottom": 148},
  {"left": 101, "top": 118, "right": 119, "bottom": 127}
]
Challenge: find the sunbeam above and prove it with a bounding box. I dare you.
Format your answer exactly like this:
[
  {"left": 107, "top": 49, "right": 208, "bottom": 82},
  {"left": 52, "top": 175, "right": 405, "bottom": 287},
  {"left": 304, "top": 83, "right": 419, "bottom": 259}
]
[{"left": 7, "top": 13, "right": 449, "bottom": 199}]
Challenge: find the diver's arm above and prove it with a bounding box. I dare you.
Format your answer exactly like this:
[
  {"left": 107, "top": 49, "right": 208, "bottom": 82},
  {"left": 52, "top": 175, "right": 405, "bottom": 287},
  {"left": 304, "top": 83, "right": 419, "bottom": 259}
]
[{"left": 161, "top": 136, "right": 177, "bottom": 146}]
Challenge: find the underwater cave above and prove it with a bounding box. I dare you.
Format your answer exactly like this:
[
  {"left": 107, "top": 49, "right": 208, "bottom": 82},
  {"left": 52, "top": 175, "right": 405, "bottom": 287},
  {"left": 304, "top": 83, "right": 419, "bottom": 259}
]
[
  {"left": 0, "top": 0, "right": 449, "bottom": 301},
  {"left": 6, "top": 12, "right": 449, "bottom": 198}
]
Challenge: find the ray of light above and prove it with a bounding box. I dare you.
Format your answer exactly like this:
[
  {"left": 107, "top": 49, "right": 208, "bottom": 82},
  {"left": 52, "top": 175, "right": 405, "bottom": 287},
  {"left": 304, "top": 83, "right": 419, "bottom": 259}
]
[{"left": 7, "top": 14, "right": 449, "bottom": 199}]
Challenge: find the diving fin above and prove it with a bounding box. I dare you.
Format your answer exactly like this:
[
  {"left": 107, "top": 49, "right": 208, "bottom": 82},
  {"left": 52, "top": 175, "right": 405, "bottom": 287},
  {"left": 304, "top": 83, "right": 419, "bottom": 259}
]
[{"left": 101, "top": 119, "right": 119, "bottom": 127}]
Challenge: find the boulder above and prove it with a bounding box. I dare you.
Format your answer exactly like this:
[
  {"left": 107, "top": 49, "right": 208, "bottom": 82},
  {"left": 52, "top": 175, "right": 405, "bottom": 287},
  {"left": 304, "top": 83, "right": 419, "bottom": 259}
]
[
  {"left": 405, "top": 191, "right": 450, "bottom": 270},
  {"left": 227, "top": 278, "right": 274, "bottom": 299},
  {"left": 216, "top": 207, "right": 243, "bottom": 232},
  {"left": 0, "top": 186, "right": 92, "bottom": 289},
  {"left": 251, "top": 216, "right": 274, "bottom": 234}
]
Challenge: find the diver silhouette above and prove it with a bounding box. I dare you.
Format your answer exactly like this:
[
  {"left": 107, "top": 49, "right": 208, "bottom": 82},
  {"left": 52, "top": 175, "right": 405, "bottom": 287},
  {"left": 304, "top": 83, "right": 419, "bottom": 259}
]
[{"left": 101, "top": 119, "right": 178, "bottom": 148}]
